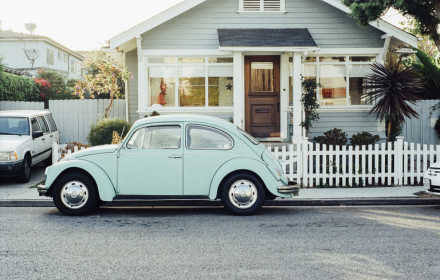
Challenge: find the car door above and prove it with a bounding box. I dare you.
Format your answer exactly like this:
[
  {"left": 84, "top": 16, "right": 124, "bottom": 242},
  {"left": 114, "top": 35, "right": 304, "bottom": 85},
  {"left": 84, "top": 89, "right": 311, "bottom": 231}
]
[
  {"left": 183, "top": 124, "right": 235, "bottom": 196},
  {"left": 36, "top": 116, "right": 51, "bottom": 160},
  {"left": 44, "top": 114, "right": 60, "bottom": 145},
  {"left": 30, "top": 117, "right": 46, "bottom": 164},
  {"left": 117, "top": 123, "right": 183, "bottom": 196}
]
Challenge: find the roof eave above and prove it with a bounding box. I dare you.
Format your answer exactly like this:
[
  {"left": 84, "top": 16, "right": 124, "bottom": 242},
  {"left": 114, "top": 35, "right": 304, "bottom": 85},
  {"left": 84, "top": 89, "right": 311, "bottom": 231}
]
[
  {"left": 218, "top": 46, "right": 320, "bottom": 52},
  {"left": 110, "top": 0, "right": 206, "bottom": 50}
]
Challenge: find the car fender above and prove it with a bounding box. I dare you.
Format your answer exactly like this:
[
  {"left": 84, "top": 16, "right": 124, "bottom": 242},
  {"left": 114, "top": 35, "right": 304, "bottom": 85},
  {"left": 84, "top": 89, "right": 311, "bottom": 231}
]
[
  {"left": 45, "top": 159, "right": 116, "bottom": 201},
  {"left": 208, "top": 157, "right": 286, "bottom": 200}
]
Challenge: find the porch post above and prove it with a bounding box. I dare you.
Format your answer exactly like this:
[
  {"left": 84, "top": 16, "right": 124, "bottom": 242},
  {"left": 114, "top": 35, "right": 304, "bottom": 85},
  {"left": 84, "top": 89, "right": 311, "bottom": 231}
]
[
  {"left": 233, "top": 51, "right": 244, "bottom": 129},
  {"left": 291, "top": 52, "right": 303, "bottom": 143},
  {"left": 136, "top": 36, "right": 147, "bottom": 114}
]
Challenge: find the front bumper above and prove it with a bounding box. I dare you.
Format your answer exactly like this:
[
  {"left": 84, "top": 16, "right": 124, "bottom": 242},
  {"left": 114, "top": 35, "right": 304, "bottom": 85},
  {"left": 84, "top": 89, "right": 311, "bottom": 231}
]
[
  {"left": 278, "top": 181, "right": 300, "bottom": 196},
  {"left": 0, "top": 160, "right": 23, "bottom": 177},
  {"left": 423, "top": 178, "right": 440, "bottom": 195},
  {"left": 37, "top": 184, "right": 49, "bottom": 197}
]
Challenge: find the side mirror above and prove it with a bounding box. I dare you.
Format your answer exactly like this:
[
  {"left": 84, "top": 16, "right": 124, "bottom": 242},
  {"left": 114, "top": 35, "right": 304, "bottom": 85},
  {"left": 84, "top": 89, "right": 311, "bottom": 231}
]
[{"left": 32, "top": 131, "right": 43, "bottom": 139}]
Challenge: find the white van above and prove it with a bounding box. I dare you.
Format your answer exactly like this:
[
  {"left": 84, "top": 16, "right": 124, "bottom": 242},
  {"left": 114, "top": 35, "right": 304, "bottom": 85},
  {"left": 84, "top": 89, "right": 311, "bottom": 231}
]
[{"left": 0, "top": 110, "right": 60, "bottom": 183}]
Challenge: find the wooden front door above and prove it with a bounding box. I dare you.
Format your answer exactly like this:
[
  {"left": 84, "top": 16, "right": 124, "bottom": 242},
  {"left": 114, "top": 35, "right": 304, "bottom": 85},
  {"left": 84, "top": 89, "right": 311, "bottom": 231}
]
[{"left": 245, "top": 56, "right": 280, "bottom": 137}]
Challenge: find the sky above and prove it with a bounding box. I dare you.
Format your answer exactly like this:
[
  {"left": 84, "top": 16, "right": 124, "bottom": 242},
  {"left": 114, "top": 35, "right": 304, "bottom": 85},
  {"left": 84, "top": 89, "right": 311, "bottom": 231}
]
[
  {"left": 0, "top": 0, "right": 183, "bottom": 51},
  {"left": 0, "top": 1, "right": 407, "bottom": 52}
]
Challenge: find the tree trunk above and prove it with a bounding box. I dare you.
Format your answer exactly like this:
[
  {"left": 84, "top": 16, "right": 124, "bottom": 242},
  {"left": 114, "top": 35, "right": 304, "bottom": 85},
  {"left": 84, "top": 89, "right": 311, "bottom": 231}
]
[
  {"left": 387, "top": 119, "right": 392, "bottom": 143},
  {"left": 104, "top": 94, "right": 114, "bottom": 119}
]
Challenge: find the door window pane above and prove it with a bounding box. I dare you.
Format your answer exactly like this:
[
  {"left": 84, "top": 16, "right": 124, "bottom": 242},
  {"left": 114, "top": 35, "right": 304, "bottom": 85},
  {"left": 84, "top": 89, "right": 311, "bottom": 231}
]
[
  {"left": 251, "top": 62, "right": 273, "bottom": 92},
  {"left": 187, "top": 125, "right": 233, "bottom": 150},
  {"left": 44, "top": 115, "right": 58, "bottom": 132},
  {"left": 31, "top": 118, "right": 40, "bottom": 133},
  {"left": 179, "top": 66, "right": 205, "bottom": 107},
  {"left": 143, "top": 126, "right": 181, "bottom": 149},
  {"left": 319, "top": 65, "right": 347, "bottom": 106},
  {"left": 37, "top": 116, "right": 49, "bottom": 133},
  {"left": 127, "top": 128, "right": 145, "bottom": 149},
  {"left": 149, "top": 66, "right": 176, "bottom": 107}
]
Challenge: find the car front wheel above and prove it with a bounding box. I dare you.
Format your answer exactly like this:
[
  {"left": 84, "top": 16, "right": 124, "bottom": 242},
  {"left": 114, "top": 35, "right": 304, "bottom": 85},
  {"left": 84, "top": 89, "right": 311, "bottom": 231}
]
[
  {"left": 53, "top": 172, "right": 99, "bottom": 216},
  {"left": 221, "top": 173, "right": 265, "bottom": 215},
  {"left": 16, "top": 154, "right": 31, "bottom": 183}
]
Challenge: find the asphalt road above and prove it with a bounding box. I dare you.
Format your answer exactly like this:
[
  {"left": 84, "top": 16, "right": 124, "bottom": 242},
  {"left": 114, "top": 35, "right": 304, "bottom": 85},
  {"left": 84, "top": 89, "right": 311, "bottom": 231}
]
[{"left": 1, "top": 206, "right": 440, "bottom": 280}]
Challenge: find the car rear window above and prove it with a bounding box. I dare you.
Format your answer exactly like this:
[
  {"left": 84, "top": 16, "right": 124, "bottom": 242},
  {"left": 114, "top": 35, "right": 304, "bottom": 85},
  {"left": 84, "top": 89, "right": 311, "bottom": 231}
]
[{"left": 44, "top": 114, "right": 58, "bottom": 132}]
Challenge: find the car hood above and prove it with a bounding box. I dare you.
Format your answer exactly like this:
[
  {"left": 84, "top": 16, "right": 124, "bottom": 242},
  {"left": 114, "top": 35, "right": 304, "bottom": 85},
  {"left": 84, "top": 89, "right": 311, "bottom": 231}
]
[
  {"left": 61, "top": 144, "right": 120, "bottom": 161},
  {"left": 0, "top": 135, "right": 30, "bottom": 151}
]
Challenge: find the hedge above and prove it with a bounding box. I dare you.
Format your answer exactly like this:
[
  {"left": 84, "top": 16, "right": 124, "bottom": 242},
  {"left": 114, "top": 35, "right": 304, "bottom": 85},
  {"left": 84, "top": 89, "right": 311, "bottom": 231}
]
[{"left": 0, "top": 72, "right": 40, "bottom": 101}]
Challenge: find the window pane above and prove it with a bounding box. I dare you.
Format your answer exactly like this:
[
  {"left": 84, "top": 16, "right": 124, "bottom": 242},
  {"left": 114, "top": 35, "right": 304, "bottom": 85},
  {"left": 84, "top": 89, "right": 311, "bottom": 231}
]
[
  {"left": 320, "top": 56, "right": 346, "bottom": 63},
  {"left": 143, "top": 126, "right": 181, "bottom": 149},
  {"left": 208, "top": 57, "right": 233, "bottom": 63},
  {"left": 319, "top": 65, "right": 346, "bottom": 106},
  {"left": 148, "top": 57, "right": 175, "bottom": 63},
  {"left": 251, "top": 62, "right": 273, "bottom": 92},
  {"left": 304, "top": 56, "right": 317, "bottom": 62},
  {"left": 178, "top": 58, "right": 205, "bottom": 63},
  {"left": 289, "top": 65, "right": 317, "bottom": 106},
  {"left": 37, "top": 116, "right": 49, "bottom": 133},
  {"left": 187, "top": 125, "right": 233, "bottom": 149},
  {"left": 149, "top": 66, "right": 176, "bottom": 107},
  {"left": 44, "top": 115, "right": 58, "bottom": 132},
  {"left": 350, "top": 56, "right": 376, "bottom": 62},
  {"left": 208, "top": 66, "right": 233, "bottom": 107},
  {"left": 127, "top": 128, "right": 145, "bottom": 149},
  {"left": 349, "top": 65, "right": 373, "bottom": 105},
  {"left": 31, "top": 118, "right": 40, "bottom": 133},
  {"left": 179, "top": 66, "right": 205, "bottom": 107}
]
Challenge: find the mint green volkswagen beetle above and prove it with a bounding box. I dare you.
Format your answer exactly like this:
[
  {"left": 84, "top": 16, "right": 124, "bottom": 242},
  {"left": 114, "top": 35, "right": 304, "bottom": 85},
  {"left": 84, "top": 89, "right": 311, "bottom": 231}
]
[{"left": 38, "top": 115, "right": 299, "bottom": 216}]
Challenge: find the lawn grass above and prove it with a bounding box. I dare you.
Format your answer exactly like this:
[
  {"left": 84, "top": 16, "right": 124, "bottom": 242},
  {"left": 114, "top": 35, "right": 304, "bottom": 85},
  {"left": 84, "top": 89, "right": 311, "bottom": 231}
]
[{"left": 29, "top": 180, "right": 45, "bottom": 189}]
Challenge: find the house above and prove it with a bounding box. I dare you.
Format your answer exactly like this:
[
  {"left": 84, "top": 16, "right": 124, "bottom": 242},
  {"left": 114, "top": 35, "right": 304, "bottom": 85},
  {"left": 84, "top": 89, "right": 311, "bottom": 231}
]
[
  {"left": 109, "top": 0, "right": 417, "bottom": 142},
  {"left": 0, "top": 28, "right": 83, "bottom": 79}
]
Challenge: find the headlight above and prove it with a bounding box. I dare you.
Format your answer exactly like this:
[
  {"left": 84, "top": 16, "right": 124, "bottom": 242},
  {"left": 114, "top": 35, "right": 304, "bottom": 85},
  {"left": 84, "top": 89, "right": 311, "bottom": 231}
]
[{"left": 0, "top": 151, "right": 17, "bottom": 161}]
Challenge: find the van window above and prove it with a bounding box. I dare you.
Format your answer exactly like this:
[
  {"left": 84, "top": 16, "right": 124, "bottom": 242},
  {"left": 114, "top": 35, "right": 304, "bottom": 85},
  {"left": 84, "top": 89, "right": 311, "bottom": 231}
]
[
  {"left": 44, "top": 114, "right": 58, "bottom": 132},
  {"left": 31, "top": 118, "right": 40, "bottom": 133},
  {"left": 37, "top": 116, "right": 49, "bottom": 133}
]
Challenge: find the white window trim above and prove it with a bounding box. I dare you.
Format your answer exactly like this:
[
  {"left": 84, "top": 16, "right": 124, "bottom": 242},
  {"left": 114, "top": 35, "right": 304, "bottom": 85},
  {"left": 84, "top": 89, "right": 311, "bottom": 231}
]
[
  {"left": 145, "top": 56, "right": 234, "bottom": 110},
  {"left": 301, "top": 54, "right": 379, "bottom": 108},
  {"left": 238, "top": 0, "right": 286, "bottom": 13}
]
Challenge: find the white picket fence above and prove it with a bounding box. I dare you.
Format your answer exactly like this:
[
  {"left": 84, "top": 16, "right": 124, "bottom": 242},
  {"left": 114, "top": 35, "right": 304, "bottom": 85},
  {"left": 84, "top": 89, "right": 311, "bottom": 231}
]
[
  {"left": 53, "top": 136, "right": 435, "bottom": 187},
  {"left": 267, "top": 136, "right": 437, "bottom": 187}
]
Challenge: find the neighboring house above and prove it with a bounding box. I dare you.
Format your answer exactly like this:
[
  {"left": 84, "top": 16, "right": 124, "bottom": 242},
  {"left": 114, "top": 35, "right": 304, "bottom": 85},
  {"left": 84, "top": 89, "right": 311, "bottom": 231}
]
[
  {"left": 0, "top": 29, "right": 83, "bottom": 79},
  {"left": 109, "top": 0, "right": 417, "bottom": 142}
]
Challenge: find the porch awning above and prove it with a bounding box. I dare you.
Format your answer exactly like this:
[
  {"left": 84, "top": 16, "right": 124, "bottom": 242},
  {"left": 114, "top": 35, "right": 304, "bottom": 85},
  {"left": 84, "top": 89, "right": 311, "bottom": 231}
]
[{"left": 217, "top": 28, "right": 318, "bottom": 51}]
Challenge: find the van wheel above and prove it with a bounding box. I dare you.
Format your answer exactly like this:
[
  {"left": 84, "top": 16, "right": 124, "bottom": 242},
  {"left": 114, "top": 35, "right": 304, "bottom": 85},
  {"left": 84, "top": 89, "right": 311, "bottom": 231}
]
[
  {"left": 221, "top": 173, "right": 265, "bottom": 216},
  {"left": 17, "top": 154, "right": 31, "bottom": 183},
  {"left": 53, "top": 172, "right": 99, "bottom": 216}
]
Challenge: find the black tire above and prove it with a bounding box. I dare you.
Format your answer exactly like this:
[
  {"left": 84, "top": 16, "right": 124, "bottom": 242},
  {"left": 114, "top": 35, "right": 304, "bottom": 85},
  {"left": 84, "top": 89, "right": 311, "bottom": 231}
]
[
  {"left": 43, "top": 153, "right": 52, "bottom": 167},
  {"left": 52, "top": 172, "right": 99, "bottom": 216},
  {"left": 16, "top": 154, "right": 31, "bottom": 183},
  {"left": 221, "top": 173, "right": 265, "bottom": 216}
]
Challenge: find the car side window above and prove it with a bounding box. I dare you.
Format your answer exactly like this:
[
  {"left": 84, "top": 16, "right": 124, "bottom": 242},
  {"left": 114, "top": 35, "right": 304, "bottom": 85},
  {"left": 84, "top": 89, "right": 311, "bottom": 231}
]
[
  {"left": 44, "top": 114, "right": 58, "bottom": 132},
  {"left": 186, "top": 125, "right": 233, "bottom": 150},
  {"left": 143, "top": 126, "right": 181, "bottom": 149},
  {"left": 37, "top": 116, "right": 49, "bottom": 133},
  {"left": 126, "top": 128, "right": 146, "bottom": 149},
  {"left": 31, "top": 118, "right": 40, "bottom": 133}
]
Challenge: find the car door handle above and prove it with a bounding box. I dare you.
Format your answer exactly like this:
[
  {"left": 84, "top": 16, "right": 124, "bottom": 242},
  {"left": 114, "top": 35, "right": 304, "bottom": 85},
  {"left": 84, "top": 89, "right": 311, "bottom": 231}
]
[{"left": 168, "top": 155, "right": 182, "bottom": 158}]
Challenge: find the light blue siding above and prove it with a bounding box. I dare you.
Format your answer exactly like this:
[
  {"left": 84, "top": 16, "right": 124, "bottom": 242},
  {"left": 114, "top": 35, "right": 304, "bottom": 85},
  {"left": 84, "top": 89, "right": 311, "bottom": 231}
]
[
  {"left": 308, "top": 111, "right": 386, "bottom": 140},
  {"left": 142, "top": 0, "right": 384, "bottom": 49},
  {"left": 125, "top": 50, "right": 139, "bottom": 124}
]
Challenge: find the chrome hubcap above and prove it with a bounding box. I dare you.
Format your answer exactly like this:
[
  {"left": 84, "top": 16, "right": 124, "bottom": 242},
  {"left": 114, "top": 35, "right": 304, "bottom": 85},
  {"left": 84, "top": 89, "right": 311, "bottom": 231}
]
[
  {"left": 60, "top": 181, "right": 89, "bottom": 209},
  {"left": 228, "top": 180, "right": 258, "bottom": 209}
]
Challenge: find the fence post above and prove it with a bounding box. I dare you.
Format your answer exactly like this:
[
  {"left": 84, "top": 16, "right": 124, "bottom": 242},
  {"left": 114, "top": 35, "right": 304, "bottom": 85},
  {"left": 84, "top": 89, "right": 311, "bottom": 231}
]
[
  {"left": 395, "top": 136, "right": 404, "bottom": 186},
  {"left": 52, "top": 142, "right": 59, "bottom": 163},
  {"left": 302, "top": 137, "right": 309, "bottom": 187}
]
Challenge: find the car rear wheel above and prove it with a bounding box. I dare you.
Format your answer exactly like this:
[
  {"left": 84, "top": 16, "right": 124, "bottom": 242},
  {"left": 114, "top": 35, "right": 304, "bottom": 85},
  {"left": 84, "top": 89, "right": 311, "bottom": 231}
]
[
  {"left": 53, "top": 172, "right": 99, "bottom": 216},
  {"left": 221, "top": 173, "right": 265, "bottom": 215},
  {"left": 16, "top": 154, "right": 31, "bottom": 183}
]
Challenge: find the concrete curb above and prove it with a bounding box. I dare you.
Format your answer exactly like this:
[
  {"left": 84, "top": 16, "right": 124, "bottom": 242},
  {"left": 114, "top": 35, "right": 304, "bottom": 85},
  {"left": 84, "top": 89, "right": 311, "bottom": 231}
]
[{"left": 1, "top": 198, "right": 439, "bottom": 207}]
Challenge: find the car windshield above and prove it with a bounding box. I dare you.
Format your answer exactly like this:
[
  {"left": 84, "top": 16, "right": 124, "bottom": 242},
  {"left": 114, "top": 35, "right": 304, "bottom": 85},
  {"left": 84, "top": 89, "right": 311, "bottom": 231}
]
[
  {"left": 237, "top": 126, "right": 259, "bottom": 145},
  {"left": 0, "top": 117, "right": 30, "bottom": 136}
]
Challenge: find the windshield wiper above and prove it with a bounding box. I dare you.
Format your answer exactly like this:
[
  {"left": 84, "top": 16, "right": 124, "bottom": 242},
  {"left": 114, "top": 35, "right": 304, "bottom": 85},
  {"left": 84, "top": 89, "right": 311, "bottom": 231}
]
[{"left": 0, "top": 132, "right": 22, "bottom": 136}]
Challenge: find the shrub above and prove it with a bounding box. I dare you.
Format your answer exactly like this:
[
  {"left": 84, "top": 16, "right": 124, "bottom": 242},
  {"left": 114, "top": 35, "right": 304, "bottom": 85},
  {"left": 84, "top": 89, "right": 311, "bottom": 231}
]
[
  {"left": 0, "top": 72, "right": 40, "bottom": 101},
  {"left": 313, "top": 128, "right": 348, "bottom": 146},
  {"left": 435, "top": 116, "right": 440, "bottom": 137},
  {"left": 350, "top": 132, "right": 381, "bottom": 146},
  {"left": 87, "top": 118, "right": 131, "bottom": 146}
]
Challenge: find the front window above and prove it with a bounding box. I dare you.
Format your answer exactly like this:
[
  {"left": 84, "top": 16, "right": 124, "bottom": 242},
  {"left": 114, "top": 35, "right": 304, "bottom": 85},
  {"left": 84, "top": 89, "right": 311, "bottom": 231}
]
[
  {"left": 148, "top": 57, "right": 233, "bottom": 108},
  {"left": 0, "top": 117, "right": 30, "bottom": 136},
  {"left": 291, "top": 55, "right": 376, "bottom": 106},
  {"left": 127, "top": 125, "right": 181, "bottom": 149},
  {"left": 239, "top": 0, "right": 286, "bottom": 12}
]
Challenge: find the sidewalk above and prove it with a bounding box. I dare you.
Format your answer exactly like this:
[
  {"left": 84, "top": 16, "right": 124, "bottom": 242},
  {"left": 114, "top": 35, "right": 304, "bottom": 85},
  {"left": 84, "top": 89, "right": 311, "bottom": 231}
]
[{"left": 0, "top": 165, "right": 438, "bottom": 207}]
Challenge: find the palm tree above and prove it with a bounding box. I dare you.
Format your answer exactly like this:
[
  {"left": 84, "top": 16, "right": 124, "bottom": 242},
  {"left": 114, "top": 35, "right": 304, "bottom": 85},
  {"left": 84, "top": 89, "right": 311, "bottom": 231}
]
[{"left": 363, "top": 62, "right": 425, "bottom": 142}]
